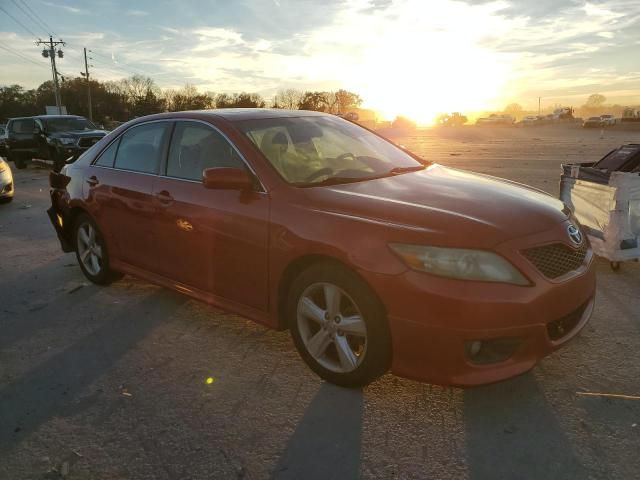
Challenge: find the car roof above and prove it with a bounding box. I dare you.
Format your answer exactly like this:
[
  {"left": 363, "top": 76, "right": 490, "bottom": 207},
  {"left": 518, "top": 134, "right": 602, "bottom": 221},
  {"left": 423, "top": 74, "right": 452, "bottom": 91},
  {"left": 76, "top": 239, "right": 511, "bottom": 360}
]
[
  {"left": 201, "top": 108, "right": 327, "bottom": 121},
  {"left": 9, "top": 115, "right": 87, "bottom": 121}
]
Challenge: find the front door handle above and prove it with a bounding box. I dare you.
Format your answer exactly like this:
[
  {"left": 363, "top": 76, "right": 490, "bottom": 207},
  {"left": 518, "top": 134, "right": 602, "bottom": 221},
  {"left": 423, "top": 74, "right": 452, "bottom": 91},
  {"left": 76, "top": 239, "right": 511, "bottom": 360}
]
[
  {"left": 87, "top": 175, "right": 99, "bottom": 187},
  {"left": 155, "top": 190, "right": 174, "bottom": 206}
]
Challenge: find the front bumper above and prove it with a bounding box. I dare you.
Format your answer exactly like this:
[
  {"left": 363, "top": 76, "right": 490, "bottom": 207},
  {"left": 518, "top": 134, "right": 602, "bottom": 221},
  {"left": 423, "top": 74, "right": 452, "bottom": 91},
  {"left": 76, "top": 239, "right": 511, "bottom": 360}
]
[
  {"left": 367, "top": 230, "right": 597, "bottom": 386},
  {"left": 0, "top": 169, "right": 14, "bottom": 198}
]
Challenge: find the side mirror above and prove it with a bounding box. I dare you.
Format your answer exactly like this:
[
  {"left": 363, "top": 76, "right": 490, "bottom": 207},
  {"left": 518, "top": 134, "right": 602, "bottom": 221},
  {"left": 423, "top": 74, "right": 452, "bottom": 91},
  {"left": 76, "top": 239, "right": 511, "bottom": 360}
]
[{"left": 203, "top": 167, "right": 253, "bottom": 190}]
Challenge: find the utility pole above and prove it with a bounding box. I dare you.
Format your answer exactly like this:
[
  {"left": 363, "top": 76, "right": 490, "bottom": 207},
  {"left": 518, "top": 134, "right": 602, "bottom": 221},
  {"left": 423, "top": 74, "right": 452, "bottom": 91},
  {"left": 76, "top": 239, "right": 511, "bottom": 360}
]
[
  {"left": 538, "top": 97, "right": 541, "bottom": 116},
  {"left": 83, "top": 48, "right": 92, "bottom": 120},
  {"left": 36, "top": 36, "right": 65, "bottom": 114}
]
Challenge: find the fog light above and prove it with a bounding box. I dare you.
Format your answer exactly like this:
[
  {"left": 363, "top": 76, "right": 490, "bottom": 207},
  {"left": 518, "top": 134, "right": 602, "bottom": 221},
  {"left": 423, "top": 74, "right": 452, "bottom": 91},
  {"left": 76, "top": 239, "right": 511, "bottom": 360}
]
[
  {"left": 465, "top": 337, "right": 522, "bottom": 365},
  {"left": 469, "top": 340, "right": 482, "bottom": 356}
]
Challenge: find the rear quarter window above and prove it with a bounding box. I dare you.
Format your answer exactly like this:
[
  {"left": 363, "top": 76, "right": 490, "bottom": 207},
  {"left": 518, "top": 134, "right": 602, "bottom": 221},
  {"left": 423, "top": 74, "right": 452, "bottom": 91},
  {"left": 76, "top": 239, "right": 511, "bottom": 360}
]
[{"left": 94, "top": 139, "right": 120, "bottom": 167}]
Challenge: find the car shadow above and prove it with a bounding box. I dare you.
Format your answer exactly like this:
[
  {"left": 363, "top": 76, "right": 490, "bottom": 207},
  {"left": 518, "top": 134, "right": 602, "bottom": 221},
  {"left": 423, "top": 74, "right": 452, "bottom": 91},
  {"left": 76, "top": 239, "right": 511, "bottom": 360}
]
[
  {"left": 272, "top": 383, "right": 364, "bottom": 480},
  {"left": 463, "top": 373, "right": 589, "bottom": 479},
  {"left": 0, "top": 289, "right": 186, "bottom": 457}
]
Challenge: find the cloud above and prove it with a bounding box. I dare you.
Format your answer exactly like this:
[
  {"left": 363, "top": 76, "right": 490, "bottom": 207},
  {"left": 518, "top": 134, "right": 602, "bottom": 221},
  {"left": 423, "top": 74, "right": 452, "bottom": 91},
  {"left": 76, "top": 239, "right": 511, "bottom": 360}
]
[
  {"left": 41, "top": 1, "right": 87, "bottom": 14},
  {"left": 126, "top": 10, "right": 149, "bottom": 16},
  {"left": 2, "top": 0, "right": 639, "bottom": 116}
]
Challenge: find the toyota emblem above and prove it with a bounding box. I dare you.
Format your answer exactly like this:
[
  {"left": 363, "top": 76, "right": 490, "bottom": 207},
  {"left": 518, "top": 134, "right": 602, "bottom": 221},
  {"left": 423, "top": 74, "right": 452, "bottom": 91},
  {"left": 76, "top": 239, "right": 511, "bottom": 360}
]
[{"left": 567, "top": 224, "right": 583, "bottom": 246}]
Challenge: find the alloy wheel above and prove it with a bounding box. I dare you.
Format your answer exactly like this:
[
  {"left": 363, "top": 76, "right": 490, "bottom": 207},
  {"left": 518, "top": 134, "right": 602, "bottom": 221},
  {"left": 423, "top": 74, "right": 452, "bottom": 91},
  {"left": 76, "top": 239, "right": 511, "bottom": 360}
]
[
  {"left": 77, "top": 222, "right": 103, "bottom": 276},
  {"left": 296, "top": 282, "right": 368, "bottom": 373}
]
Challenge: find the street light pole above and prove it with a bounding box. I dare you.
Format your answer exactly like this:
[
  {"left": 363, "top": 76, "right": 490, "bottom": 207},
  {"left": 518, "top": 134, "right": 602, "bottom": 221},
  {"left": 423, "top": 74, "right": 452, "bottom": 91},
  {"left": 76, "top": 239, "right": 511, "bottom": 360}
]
[{"left": 84, "top": 47, "right": 92, "bottom": 121}]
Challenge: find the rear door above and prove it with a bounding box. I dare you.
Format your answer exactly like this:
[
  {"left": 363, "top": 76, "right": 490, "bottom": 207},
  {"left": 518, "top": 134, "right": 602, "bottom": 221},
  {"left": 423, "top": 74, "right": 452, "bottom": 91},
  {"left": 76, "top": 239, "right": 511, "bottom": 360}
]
[
  {"left": 8, "top": 118, "right": 36, "bottom": 155},
  {"left": 87, "top": 121, "right": 171, "bottom": 273},
  {"left": 152, "top": 120, "right": 270, "bottom": 310}
]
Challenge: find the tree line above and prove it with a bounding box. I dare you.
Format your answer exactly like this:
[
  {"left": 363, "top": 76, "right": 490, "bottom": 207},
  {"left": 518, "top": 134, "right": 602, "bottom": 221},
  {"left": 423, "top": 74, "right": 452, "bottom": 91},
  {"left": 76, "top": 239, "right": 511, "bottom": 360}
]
[{"left": 0, "top": 75, "right": 363, "bottom": 124}]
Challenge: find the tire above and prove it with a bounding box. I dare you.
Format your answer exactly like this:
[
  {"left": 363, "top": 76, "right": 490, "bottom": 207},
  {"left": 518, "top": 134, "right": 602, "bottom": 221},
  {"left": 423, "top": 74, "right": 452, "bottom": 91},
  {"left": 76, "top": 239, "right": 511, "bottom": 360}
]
[
  {"left": 0, "top": 196, "right": 13, "bottom": 204},
  {"left": 50, "top": 148, "right": 65, "bottom": 172},
  {"left": 11, "top": 152, "right": 27, "bottom": 169},
  {"left": 74, "top": 213, "right": 123, "bottom": 285},
  {"left": 287, "top": 263, "right": 391, "bottom": 387}
]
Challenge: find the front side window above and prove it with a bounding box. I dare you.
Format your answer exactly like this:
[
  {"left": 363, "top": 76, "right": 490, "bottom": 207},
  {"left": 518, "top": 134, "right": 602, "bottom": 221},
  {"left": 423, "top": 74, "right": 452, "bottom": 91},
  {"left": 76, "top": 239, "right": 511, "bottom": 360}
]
[
  {"left": 114, "top": 122, "right": 170, "bottom": 174},
  {"left": 236, "top": 115, "right": 424, "bottom": 185},
  {"left": 166, "top": 122, "right": 244, "bottom": 181}
]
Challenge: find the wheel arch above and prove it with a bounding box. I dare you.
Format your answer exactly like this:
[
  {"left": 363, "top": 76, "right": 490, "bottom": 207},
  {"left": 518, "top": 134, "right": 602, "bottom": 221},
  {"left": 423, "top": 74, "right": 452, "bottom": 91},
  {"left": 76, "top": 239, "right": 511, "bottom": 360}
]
[
  {"left": 65, "top": 205, "right": 93, "bottom": 250},
  {"left": 276, "top": 253, "right": 387, "bottom": 330}
]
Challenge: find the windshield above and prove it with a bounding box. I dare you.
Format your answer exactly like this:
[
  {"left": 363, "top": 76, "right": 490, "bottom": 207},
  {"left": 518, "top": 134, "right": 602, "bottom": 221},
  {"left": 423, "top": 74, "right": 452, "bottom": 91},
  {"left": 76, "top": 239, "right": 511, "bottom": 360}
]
[
  {"left": 236, "top": 115, "right": 424, "bottom": 185},
  {"left": 44, "top": 117, "right": 97, "bottom": 133}
]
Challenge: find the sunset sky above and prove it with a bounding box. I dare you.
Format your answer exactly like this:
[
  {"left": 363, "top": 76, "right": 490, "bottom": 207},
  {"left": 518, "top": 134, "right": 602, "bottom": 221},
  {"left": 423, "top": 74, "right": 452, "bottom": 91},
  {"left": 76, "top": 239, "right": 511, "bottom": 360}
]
[{"left": 1, "top": 0, "right": 639, "bottom": 123}]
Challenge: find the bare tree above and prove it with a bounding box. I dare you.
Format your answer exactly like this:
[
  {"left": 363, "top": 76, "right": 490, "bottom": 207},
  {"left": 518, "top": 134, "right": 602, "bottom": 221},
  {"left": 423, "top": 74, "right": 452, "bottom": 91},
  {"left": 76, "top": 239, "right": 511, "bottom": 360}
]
[{"left": 273, "top": 88, "right": 303, "bottom": 109}]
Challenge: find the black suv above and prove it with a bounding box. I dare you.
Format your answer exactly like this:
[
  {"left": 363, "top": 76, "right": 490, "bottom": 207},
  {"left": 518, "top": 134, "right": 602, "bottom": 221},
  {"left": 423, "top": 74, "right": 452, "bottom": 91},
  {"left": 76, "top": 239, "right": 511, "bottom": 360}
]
[{"left": 5, "top": 115, "right": 107, "bottom": 170}]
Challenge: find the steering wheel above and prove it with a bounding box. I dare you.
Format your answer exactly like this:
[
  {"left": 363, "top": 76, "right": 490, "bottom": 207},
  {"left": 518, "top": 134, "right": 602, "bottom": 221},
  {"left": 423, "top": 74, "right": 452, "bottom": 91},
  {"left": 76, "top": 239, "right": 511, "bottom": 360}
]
[
  {"left": 336, "top": 152, "right": 356, "bottom": 162},
  {"left": 304, "top": 167, "right": 334, "bottom": 183}
]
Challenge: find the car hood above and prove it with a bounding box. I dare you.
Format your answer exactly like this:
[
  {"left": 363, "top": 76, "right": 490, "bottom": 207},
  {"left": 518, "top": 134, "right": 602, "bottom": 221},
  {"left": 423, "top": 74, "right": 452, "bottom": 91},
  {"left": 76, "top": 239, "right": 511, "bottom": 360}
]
[
  {"left": 48, "top": 129, "right": 107, "bottom": 139},
  {"left": 302, "top": 164, "right": 569, "bottom": 248}
]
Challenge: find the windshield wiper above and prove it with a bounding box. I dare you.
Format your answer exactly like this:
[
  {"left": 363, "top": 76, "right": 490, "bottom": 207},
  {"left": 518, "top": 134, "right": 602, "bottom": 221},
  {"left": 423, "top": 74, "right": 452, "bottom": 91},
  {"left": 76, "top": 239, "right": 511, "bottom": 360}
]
[
  {"left": 387, "top": 165, "right": 426, "bottom": 175},
  {"left": 295, "top": 176, "right": 367, "bottom": 187}
]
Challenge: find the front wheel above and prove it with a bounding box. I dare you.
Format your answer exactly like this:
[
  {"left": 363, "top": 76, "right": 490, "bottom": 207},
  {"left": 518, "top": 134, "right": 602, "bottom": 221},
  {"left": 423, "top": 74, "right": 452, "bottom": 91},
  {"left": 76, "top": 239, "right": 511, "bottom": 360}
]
[
  {"left": 74, "top": 214, "right": 123, "bottom": 285},
  {"left": 10, "top": 152, "right": 27, "bottom": 169},
  {"left": 287, "top": 264, "right": 391, "bottom": 387}
]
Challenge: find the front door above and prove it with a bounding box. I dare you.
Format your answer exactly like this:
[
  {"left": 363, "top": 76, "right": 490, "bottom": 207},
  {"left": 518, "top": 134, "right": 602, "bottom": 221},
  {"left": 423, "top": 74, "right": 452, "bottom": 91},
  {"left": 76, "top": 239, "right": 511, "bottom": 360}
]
[{"left": 152, "top": 121, "right": 270, "bottom": 311}]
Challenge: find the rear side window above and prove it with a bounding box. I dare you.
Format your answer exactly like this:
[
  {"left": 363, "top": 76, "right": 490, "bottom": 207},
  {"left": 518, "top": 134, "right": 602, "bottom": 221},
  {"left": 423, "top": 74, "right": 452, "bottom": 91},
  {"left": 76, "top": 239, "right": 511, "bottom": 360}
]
[
  {"left": 95, "top": 139, "right": 120, "bottom": 167},
  {"left": 166, "top": 122, "right": 244, "bottom": 181},
  {"left": 114, "top": 122, "right": 170, "bottom": 174},
  {"left": 11, "top": 119, "right": 35, "bottom": 134}
]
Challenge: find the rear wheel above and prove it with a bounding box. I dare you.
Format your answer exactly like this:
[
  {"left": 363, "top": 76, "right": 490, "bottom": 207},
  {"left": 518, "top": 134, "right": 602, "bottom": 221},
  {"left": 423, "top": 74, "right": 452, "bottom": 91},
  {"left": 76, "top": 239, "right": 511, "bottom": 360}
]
[
  {"left": 287, "top": 263, "right": 391, "bottom": 387},
  {"left": 74, "top": 214, "right": 123, "bottom": 285},
  {"left": 10, "top": 152, "right": 27, "bottom": 169}
]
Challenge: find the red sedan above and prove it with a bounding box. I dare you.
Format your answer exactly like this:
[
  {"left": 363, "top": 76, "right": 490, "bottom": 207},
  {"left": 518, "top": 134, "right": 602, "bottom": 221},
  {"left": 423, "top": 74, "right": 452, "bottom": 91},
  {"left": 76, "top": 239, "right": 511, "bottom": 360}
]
[{"left": 48, "top": 109, "right": 595, "bottom": 387}]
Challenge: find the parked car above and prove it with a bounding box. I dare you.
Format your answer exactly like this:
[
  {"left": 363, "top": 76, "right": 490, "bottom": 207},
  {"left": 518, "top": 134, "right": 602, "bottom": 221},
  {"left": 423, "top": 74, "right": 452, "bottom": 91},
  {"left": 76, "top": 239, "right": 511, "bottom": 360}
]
[
  {"left": 0, "top": 157, "right": 14, "bottom": 203},
  {"left": 583, "top": 116, "right": 603, "bottom": 128},
  {"left": 47, "top": 109, "right": 595, "bottom": 387},
  {"left": 519, "top": 115, "right": 539, "bottom": 126},
  {"left": 476, "top": 114, "right": 514, "bottom": 126},
  {"left": 599, "top": 114, "right": 616, "bottom": 126},
  {"left": 5, "top": 115, "right": 107, "bottom": 170},
  {"left": 0, "top": 124, "right": 7, "bottom": 157}
]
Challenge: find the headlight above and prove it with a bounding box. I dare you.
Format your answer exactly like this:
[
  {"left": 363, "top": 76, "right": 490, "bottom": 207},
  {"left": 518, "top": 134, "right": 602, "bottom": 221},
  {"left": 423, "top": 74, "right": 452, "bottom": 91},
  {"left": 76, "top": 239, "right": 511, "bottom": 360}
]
[
  {"left": 59, "top": 137, "right": 76, "bottom": 145},
  {"left": 389, "top": 243, "right": 530, "bottom": 285},
  {"left": 0, "top": 161, "right": 6, "bottom": 173}
]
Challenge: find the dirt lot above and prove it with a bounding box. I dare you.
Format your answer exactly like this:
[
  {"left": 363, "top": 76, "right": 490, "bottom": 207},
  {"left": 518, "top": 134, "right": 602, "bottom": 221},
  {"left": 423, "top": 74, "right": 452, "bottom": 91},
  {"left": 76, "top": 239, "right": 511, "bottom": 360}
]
[{"left": 1, "top": 125, "right": 639, "bottom": 480}]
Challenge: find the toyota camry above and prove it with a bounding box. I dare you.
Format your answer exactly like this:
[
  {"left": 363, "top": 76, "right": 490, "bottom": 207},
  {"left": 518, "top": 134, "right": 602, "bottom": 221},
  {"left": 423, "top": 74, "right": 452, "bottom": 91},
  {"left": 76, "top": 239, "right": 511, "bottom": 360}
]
[{"left": 48, "top": 109, "right": 595, "bottom": 387}]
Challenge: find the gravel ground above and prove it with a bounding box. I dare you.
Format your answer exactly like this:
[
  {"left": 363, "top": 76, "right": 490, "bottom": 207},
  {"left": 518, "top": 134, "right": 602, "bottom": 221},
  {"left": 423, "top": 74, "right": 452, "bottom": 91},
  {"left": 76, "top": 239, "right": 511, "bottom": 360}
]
[{"left": 1, "top": 125, "right": 639, "bottom": 480}]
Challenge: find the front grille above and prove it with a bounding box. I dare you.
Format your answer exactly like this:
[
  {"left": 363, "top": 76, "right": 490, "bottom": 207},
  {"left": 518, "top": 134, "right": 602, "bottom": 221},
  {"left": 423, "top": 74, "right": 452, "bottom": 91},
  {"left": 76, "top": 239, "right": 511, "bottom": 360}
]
[
  {"left": 78, "top": 137, "right": 100, "bottom": 148},
  {"left": 547, "top": 300, "right": 590, "bottom": 341},
  {"left": 522, "top": 242, "right": 588, "bottom": 279}
]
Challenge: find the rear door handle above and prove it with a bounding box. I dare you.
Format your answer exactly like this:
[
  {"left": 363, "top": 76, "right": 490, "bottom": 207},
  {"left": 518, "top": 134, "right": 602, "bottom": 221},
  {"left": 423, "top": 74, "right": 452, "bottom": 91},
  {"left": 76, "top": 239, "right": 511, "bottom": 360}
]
[
  {"left": 87, "top": 175, "right": 99, "bottom": 187},
  {"left": 155, "top": 190, "right": 174, "bottom": 206}
]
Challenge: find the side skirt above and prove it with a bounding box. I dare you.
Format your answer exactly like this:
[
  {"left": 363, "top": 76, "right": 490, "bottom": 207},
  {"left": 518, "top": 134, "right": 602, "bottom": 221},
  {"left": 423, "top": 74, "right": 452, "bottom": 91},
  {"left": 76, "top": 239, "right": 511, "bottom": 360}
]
[{"left": 110, "top": 259, "right": 278, "bottom": 330}]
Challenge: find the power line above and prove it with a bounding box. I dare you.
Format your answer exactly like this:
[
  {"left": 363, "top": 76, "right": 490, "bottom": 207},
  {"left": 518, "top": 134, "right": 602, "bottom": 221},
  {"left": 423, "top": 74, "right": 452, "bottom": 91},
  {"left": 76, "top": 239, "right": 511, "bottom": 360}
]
[
  {"left": 17, "top": 0, "right": 56, "bottom": 36},
  {"left": 10, "top": 0, "right": 48, "bottom": 36},
  {"left": 0, "top": 4, "right": 38, "bottom": 37},
  {"left": 91, "top": 52, "right": 190, "bottom": 85},
  {"left": 0, "top": 42, "right": 47, "bottom": 68}
]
